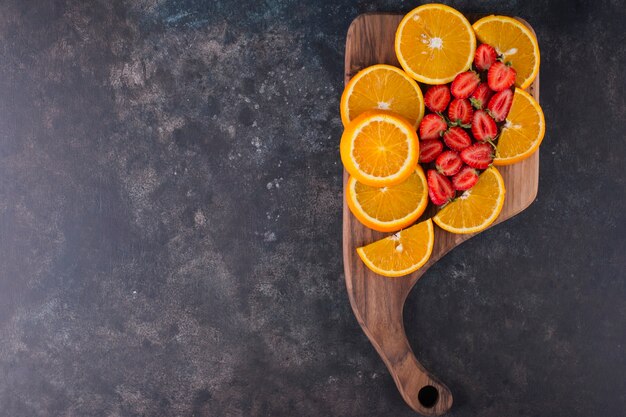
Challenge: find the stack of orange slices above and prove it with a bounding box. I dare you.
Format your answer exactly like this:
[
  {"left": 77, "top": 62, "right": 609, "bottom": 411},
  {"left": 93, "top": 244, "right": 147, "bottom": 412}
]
[{"left": 339, "top": 4, "right": 545, "bottom": 277}]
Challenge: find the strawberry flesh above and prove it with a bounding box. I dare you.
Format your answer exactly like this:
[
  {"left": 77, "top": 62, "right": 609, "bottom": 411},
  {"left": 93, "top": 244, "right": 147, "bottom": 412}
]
[
  {"left": 443, "top": 126, "right": 472, "bottom": 152},
  {"left": 469, "top": 83, "right": 494, "bottom": 110},
  {"left": 487, "top": 88, "right": 514, "bottom": 122},
  {"left": 471, "top": 110, "right": 498, "bottom": 142},
  {"left": 461, "top": 143, "right": 494, "bottom": 169},
  {"left": 448, "top": 98, "right": 474, "bottom": 126},
  {"left": 419, "top": 139, "right": 444, "bottom": 163},
  {"left": 424, "top": 85, "right": 451, "bottom": 113},
  {"left": 452, "top": 165, "right": 479, "bottom": 191},
  {"left": 474, "top": 44, "right": 497, "bottom": 71},
  {"left": 450, "top": 71, "right": 480, "bottom": 99},
  {"left": 488, "top": 61, "right": 517, "bottom": 92},
  {"left": 419, "top": 114, "right": 447, "bottom": 140},
  {"left": 427, "top": 169, "right": 455, "bottom": 206},
  {"left": 436, "top": 150, "right": 463, "bottom": 176}
]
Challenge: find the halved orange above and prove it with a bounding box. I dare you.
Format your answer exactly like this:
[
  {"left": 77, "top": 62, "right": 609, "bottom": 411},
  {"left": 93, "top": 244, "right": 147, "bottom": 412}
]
[
  {"left": 341, "top": 65, "right": 425, "bottom": 128},
  {"left": 433, "top": 167, "right": 505, "bottom": 234},
  {"left": 395, "top": 4, "right": 476, "bottom": 84},
  {"left": 472, "top": 15, "right": 540, "bottom": 89},
  {"left": 357, "top": 219, "right": 434, "bottom": 277},
  {"left": 347, "top": 166, "right": 428, "bottom": 232},
  {"left": 340, "top": 111, "right": 418, "bottom": 187},
  {"left": 494, "top": 89, "right": 545, "bottom": 165}
]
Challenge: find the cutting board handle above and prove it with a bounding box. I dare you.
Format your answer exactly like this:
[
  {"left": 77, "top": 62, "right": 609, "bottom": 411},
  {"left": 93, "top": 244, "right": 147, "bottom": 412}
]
[{"left": 354, "top": 292, "right": 453, "bottom": 416}]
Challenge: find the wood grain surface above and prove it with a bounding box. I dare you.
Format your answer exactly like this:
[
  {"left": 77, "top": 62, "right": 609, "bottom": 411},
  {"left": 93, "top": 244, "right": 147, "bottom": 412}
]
[{"left": 343, "top": 13, "right": 540, "bottom": 416}]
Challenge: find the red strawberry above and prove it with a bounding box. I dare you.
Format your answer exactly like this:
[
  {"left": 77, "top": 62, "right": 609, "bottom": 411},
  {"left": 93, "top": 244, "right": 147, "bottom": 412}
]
[
  {"left": 419, "top": 139, "right": 444, "bottom": 163},
  {"left": 488, "top": 61, "right": 516, "bottom": 92},
  {"left": 443, "top": 126, "right": 472, "bottom": 152},
  {"left": 427, "top": 169, "right": 455, "bottom": 206},
  {"left": 471, "top": 110, "right": 498, "bottom": 142},
  {"left": 450, "top": 70, "right": 480, "bottom": 99},
  {"left": 447, "top": 98, "right": 474, "bottom": 126},
  {"left": 487, "top": 88, "right": 514, "bottom": 122},
  {"left": 469, "top": 83, "right": 494, "bottom": 110},
  {"left": 474, "top": 44, "right": 497, "bottom": 71},
  {"left": 424, "top": 85, "right": 451, "bottom": 113},
  {"left": 436, "top": 151, "right": 463, "bottom": 176},
  {"left": 460, "top": 143, "right": 493, "bottom": 169},
  {"left": 452, "top": 165, "right": 479, "bottom": 191},
  {"left": 419, "top": 114, "right": 447, "bottom": 140}
]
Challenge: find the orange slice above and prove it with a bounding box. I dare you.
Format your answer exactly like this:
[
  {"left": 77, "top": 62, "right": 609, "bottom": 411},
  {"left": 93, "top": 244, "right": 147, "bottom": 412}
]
[
  {"left": 395, "top": 4, "right": 476, "bottom": 84},
  {"left": 494, "top": 89, "right": 545, "bottom": 165},
  {"left": 347, "top": 166, "right": 428, "bottom": 232},
  {"left": 357, "top": 219, "right": 434, "bottom": 277},
  {"left": 340, "top": 64, "right": 425, "bottom": 128},
  {"left": 472, "top": 15, "right": 540, "bottom": 89},
  {"left": 340, "top": 111, "right": 418, "bottom": 187},
  {"left": 433, "top": 167, "right": 505, "bottom": 234}
]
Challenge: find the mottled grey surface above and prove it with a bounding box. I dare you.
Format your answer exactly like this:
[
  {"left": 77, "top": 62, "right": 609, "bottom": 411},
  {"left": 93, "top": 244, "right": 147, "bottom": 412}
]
[{"left": 0, "top": 0, "right": 624, "bottom": 416}]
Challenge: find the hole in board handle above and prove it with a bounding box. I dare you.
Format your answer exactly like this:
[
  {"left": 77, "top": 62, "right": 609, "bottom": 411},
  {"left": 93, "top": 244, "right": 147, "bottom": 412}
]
[{"left": 418, "top": 385, "right": 439, "bottom": 408}]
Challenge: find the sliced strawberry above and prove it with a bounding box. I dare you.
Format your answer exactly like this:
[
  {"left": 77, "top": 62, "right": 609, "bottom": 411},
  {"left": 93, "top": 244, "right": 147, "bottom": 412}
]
[
  {"left": 471, "top": 110, "right": 498, "bottom": 142},
  {"left": 419, "top": 139, "right": 444, "bottom": 163},
  {"left": 436, "top": 150, "right": 463, "bottom": 176},
  {"left": 443, "top": 126, "right": 472, "bottom": 152},
  {"left": 424, "top": 85, "right": 451, "bottom": 113},
  {"left": 450, "top": 70, "right": 480, "bottom": 99},
  {"left": 447, "top": 98, "right": 474, "bottom": 126},
  {"left": 474, "top": 44, "right": 497, "bottom": 71},
  {"left": 469, "top": 83, "right": 494, "bottom": 110},
  {"left": 452, "top": 165, "right": 479, "bottom": 190},
  {"left": 461, "top": 143, "right": 493, "bottom": 169},
  {"left": 488, "top": 61, "right": 516, "bottom": 92},
  {"left": 427, "top": 169, "right": 455, "bottom": 206},
  {"left": 419, "top": 113, "right": 447, "bottom": 140},
  {"left": 487, "top": 88, "right": 514, "bottom": 122}
]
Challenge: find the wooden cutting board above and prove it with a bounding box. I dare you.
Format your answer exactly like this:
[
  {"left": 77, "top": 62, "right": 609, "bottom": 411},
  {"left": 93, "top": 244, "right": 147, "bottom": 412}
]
[{"left": 343, "top": 13, "right": 540, "bottom": 416}]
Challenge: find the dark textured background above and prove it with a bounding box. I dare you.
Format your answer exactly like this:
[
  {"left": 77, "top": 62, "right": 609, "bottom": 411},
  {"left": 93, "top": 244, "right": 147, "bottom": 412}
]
[{"left": 0, "top": 0, "right": 624, "bottom": 416}]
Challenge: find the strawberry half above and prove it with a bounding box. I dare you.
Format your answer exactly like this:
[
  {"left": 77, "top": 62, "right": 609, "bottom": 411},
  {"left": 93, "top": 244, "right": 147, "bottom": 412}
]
[
  {"left": 436, "top": 150, "right": 463, "bottom": 176},
  {"left": 474, "top": 44, "right": 497, "bottom": 72},
  {"left": 448, "top": 98, "right": 474, "bottom": 126},
  {"left": 452, "top": 165, "right": 479, "bottom": 191},
  {"left": 488, "top": 61, "right": 517, "bottom": 92},
  {"left": 443, "top": 126, "right": 472, "bottom": 152},
  {"left": 450, "top": 70, "right": 480, "bottom": 99},
  {"left": 427, "top": 169, "right": 455, "bottom": 206},
  {"left": 487, "top": 88, "right": 514, "bottom": 122},
  {"left": 469, "top": 83, "right": 494, "bottom": 110},
  {"left": 471, "top": 110, "right": 498, "bottom": 142},
  {"left": 424, "top": 85, "right": 451, "bottom": 113},
  {"left": 419, "top": 113, "right": 447, "bottom": 140},
  {"left": 460, "top": 143, "right": 494, "bottom": 169},
  {"left": 419, "top": 139, "right": 444, "bottom": 163}
]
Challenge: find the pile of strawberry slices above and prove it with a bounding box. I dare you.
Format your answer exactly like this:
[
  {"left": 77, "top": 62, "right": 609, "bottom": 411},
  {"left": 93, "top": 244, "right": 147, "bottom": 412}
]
[{"left": 418, "top": 43, "right": 517, "bottom": 206}]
